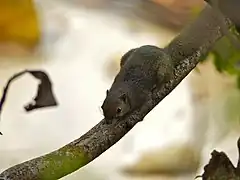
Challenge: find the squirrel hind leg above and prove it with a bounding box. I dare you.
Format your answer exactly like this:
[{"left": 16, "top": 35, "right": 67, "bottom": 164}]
[{"left": 120, "top": 48, "right": 137, "bottom": 67}]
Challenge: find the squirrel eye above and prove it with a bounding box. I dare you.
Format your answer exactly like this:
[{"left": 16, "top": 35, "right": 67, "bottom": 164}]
[{"left": 116, "top": 107, "right": 122, "bottom": 114}]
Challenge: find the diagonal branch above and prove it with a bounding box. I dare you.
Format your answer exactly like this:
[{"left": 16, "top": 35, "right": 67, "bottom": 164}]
[{"left": 0, "top": 4, "right": 232, "bottom": 180}]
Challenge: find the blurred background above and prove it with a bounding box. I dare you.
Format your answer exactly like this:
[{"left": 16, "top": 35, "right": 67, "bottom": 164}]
[{"left": 0, "top": 0, "right": 240, "bottom": 180}]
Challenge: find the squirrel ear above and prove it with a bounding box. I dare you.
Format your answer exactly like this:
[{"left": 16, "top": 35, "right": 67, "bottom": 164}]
[
  {"left": 106, "top": 90, "right": 109, "bottom": 95},
  {"left": 120, "top": 93, "right": 128, "bottom": 103}
]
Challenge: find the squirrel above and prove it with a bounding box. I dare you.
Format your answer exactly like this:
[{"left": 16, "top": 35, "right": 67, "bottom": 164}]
[{"left": 101, "top": 45, "right": 175, "bottom": 123}]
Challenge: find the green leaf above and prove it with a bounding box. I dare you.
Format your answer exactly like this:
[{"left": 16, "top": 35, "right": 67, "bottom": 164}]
[{"left": 210, "top": 35, "right": 240, "bottom": 76}]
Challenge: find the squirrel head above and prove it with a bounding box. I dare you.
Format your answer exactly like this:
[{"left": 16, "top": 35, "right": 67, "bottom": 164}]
[{"left": 101, "top": 89, "right": 131, "bottom": 120}]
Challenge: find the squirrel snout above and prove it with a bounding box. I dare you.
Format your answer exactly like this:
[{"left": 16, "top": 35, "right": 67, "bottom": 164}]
[
  {"left": 103, "top": 111, "right": 113, "bottom": 120},
  {"left": 102, "top": 107, "right": 115, "bottom": 120}
]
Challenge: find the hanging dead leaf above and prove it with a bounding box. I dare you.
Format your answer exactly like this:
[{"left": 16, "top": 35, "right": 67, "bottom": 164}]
[{"left": 0, "top": 70, "right": 58, "bottom": 135}]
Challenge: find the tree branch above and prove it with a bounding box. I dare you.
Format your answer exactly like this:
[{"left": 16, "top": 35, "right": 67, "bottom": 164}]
[{"left": 0, "top": 4, "right": 233, "bottom": 180}]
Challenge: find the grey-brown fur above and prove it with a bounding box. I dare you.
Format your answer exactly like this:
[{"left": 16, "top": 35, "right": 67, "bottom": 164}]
[{"left": 101, "top": 45, "right": 174, "bottom": 123}]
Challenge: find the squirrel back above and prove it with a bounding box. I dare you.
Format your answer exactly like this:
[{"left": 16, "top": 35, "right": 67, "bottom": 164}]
[{"left": 101, "top": 45, "right": 173, "bottom": 122}]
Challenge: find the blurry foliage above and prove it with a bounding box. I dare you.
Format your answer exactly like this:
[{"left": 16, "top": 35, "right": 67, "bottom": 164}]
[
  {"left": 199, "top": 27, "right": 240, "bottom": 89},
  {"left": 122, "top": 143, "right": 200, "bottom": 175},
  {"left": 189, "top": 4, "right": 240, "bottom": 88},
  {"left": 224, "top": 90, "right": 240, "bottom": 125},
  {"left": 0, "top": 0, "right": 40, "bottom": 47},
  {"left": 190, "top": 5, "right": 203, "bottom": 17}
]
